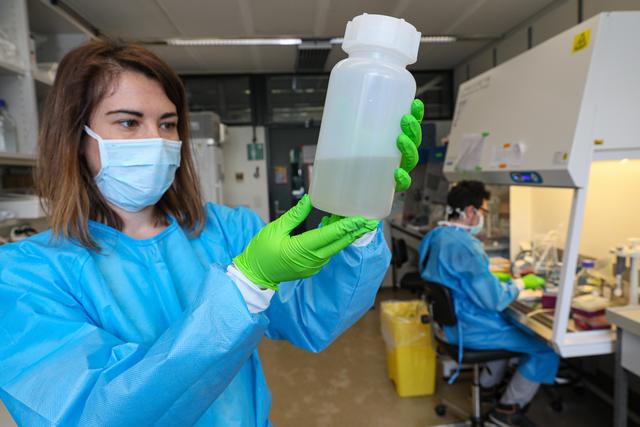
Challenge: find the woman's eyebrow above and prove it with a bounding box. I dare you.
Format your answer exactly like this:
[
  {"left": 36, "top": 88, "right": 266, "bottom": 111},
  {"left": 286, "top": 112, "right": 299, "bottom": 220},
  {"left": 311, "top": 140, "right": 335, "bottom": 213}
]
[
  {"left": 105, "top": 110, "right": 177, "bottom": 119},
  {"left": 106, "top": 109, "right": 143, "bottom": 117}
]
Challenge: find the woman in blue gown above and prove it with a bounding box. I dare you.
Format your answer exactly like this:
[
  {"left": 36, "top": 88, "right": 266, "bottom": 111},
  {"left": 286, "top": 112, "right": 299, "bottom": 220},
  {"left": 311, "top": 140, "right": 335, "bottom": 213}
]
[{"left": 0, "top": 40, "right": 424, "bottom": 426}]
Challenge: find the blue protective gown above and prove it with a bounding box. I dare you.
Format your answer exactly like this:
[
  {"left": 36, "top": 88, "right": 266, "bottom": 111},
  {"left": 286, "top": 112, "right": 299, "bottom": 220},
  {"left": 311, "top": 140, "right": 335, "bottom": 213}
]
[
  {"left": 419, "top": 226, "right": 559, "bottom": 384},
  {"left": 0, "top": 203, "right": 390, "bottom": 426}
]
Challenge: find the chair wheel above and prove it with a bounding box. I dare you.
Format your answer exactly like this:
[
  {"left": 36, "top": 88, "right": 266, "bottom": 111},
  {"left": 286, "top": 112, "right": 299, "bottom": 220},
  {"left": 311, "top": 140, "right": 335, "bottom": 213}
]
[
  {"left": 551, "top": 400, "right": 563, "bottom": 412},
  {"left": 435, "top": 404, "right": 447, "bottom": 416}
]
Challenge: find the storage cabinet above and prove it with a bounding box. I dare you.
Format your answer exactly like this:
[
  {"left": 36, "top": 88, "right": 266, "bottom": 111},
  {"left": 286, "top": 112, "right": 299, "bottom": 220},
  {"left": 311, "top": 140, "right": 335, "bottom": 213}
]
[
  {"left": 0, "top": 0, "right": 89, "bottom": 165},
  {"left": 0, "top": 0, "right": 90, "bottom": 229}
]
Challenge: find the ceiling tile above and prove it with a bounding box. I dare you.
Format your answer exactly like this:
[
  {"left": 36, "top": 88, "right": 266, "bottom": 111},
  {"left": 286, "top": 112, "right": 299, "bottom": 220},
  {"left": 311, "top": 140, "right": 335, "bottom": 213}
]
[
  {"left": 156, "top": 0, "right": 247, "bottom": 38},
  {"left": 448, "top": 0, "right": 557, "bottom": 35},
  {"left": 250, "top": 0, "right": 317, "bottom": 36},
  {"left": 322, "top": 0, "right": 397, "bottom": 36},
  {"left": 65, "top": 0, "right": 181, "bottom": 38},
  {"left": 397, "top": 0, "right": 479, "bottom": 36}
]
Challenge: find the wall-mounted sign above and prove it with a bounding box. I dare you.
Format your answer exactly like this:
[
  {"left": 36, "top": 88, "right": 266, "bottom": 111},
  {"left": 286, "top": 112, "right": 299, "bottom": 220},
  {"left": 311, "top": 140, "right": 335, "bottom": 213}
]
[
  {"left": 247, "top": 143, "right": 265, "bottom": 161},
  {"left": 274, "top": 166, "right": 288, "bottom": 184}
]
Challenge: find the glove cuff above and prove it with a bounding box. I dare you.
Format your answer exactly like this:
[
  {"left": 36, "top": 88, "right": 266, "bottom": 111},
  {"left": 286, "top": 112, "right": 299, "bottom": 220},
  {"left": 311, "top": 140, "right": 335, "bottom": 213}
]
[
  {"left": 227, "top": 265, "right": 276, "bottom": 313},
  {"left": 513, "top": 278, "right": 525, "bottom": 291},
  {"left": 232, "top": 255, "right": 280, "bottom": 291}
]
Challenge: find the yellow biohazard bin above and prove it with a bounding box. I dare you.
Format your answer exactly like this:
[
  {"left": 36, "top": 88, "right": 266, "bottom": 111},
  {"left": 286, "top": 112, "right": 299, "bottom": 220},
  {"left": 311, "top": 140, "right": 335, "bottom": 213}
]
[{"left": 380, "top": 300, "right": 436, "bottom": 397}]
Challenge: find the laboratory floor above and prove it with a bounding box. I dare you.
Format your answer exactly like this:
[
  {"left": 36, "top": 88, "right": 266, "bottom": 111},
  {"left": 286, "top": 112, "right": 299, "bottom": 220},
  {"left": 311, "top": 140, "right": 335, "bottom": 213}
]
[{"left": 259, "top": 285, "right": 614, "bottom": 427}]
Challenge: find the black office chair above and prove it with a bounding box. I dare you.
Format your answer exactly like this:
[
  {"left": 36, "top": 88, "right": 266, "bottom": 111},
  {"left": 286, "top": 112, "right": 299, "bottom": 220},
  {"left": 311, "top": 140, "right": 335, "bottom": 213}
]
[
  {"left": 391, "top": 238, "right": 427, "bottom": 294},
  {"left": 422, "top": 281, "right": 521, "bottom": 427}
]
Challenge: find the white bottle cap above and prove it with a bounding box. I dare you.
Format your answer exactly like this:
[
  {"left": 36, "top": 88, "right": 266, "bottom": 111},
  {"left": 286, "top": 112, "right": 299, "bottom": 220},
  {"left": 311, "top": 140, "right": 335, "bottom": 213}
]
[{"left": 342, "top": 14, "right": 421, "bottom": 64}]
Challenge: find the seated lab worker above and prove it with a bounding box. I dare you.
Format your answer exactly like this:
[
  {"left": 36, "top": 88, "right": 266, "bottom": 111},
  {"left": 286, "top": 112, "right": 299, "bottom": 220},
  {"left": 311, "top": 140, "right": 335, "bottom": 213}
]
[
  {"left": 419, "top": 181, "right": 559, "bottom": 427},
  {"left": 0, "top": 40, "right": 425, "bottom": 426}
]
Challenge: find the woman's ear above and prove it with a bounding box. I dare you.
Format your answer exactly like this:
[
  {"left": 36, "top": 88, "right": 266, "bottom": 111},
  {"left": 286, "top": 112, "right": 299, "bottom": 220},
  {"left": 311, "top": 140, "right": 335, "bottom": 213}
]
[
  {"left": 464, "top": 205, "right": 476, "bottom": 223},
  {"left": 82, "top": 134, "right": 103, "bottom": 176}
]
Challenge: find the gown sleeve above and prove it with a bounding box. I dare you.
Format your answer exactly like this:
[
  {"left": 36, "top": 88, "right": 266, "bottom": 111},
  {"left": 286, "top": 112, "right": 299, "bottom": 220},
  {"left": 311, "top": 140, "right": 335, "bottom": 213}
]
[
  {"left": 440, "top": 238, "right": 519, "bottom": 312},
  {"left": 264, "top": 224, "right": 389, "bottom": 352},
  {"left": 0, "top": 242, "right": 268, "bottom": 427}
]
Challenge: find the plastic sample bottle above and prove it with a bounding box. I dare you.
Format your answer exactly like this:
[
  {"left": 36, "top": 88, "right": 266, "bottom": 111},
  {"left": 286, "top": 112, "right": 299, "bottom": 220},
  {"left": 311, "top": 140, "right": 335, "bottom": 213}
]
[
  {"left": 309, "top": 14, "right": 421, "bottom": 219},
  {"left": 0, "top": 99, "right": 18, "bottom": 153}
]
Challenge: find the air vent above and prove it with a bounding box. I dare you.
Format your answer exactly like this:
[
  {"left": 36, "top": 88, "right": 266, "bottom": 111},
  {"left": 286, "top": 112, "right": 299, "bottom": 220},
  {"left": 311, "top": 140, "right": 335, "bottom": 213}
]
[{"left": 295, "top": 40, "right": 331, "bottom": 72}]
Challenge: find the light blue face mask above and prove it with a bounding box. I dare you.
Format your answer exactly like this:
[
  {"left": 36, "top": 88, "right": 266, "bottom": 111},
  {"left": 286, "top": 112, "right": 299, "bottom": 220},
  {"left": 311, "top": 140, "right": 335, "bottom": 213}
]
[
  {"left": 84, "top": 126, "right": 182, "bottom": 212},
  {"left": 469, "top": 212, "right": 484, "bottom": 236},
  {"left": 442, "top": 207, "right": 484, "bottom": 236}
]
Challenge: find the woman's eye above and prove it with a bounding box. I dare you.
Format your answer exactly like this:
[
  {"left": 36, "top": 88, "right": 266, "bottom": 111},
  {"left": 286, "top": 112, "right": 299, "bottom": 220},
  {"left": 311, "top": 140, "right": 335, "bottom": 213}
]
[
  {"left": 118, "top": 119, "right": 138, "bottom": 128},
  {"left": 160, "top": 122, "right": 177, "bottom": 130}
]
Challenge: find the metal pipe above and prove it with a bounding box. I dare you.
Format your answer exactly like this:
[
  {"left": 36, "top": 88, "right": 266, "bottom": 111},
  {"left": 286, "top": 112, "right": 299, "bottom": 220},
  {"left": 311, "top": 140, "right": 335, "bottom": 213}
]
[
  {"left": 628, "top": 238, "right": 639, "bottom": 306},
  {"left": 472, "top": 364, "right": 482, "bottom": 424},
  {"left": 613, "top": 245, "right": 626, "bottom": 298}
]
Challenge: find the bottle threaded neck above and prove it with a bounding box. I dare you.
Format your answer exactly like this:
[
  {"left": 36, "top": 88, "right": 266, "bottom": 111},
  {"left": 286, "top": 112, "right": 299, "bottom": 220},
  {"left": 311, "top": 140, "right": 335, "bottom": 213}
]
[{"left": 347, "top": 47, "right": 410, "bottom": 67}]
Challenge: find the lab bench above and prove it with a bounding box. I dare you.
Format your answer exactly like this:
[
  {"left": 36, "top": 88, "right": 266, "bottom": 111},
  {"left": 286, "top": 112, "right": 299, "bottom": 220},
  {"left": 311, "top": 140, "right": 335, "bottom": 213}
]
[
  {"left": 505, "top": 299, "right": 579, "bottom": 342},
  {"left": 606, "top": 306, "right": 640, "bottom": 427},
  {"left": 389, "top": 220, "right": 425, "bottom": 251}
]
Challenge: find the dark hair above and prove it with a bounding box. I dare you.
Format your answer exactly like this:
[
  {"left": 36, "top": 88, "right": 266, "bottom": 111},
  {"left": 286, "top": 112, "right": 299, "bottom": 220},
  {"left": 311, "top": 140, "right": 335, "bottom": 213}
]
[
  {"left": 36, "top": 39, "right": 205, "bottom": 249},
  {"left": 447, "top": 180, "right": 491, "bottom": 219}
]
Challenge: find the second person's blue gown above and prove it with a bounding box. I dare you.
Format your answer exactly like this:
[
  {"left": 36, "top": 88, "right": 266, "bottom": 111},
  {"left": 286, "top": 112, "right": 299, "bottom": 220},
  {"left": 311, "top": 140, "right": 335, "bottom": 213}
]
[{"left": 419, "top": 226, "right": 559, "bottom": 385}]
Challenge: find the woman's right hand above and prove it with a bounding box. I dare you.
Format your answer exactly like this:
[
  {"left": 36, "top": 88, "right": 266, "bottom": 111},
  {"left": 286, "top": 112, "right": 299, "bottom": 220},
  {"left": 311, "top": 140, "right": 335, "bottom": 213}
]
[{"left": 233, "top": 195, "right": 378, "bottom": 290}]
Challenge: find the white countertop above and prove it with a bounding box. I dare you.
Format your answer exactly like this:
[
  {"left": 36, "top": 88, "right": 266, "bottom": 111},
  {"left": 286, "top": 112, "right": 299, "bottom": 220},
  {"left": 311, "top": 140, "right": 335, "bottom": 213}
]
[{"left": 606, "top": 306, "right": 640, "bottom": 336}]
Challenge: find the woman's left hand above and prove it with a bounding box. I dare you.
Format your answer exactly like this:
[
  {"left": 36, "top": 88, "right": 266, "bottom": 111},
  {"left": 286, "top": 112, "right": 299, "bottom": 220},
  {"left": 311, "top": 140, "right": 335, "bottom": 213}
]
[
  {"left": 233, "top": 195, "right": 378, "bottom": 290},
  {"left": 394, "top": 99, "right": 424, "bottom": 192}
]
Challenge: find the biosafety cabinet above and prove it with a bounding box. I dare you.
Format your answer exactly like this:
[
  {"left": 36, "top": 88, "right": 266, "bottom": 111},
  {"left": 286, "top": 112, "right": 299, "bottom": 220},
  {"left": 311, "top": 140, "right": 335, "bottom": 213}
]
[{"left": 445, "top": 12, "right": 640, "bottom": 357}]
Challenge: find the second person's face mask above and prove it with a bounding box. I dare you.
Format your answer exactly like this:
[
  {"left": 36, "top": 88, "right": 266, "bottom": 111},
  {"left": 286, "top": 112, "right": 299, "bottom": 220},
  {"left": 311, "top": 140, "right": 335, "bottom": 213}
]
[
  {"left": 84, "top": 125, "right": 182, "bottom": 212},
  {"left": 469, "top": 212, "right": 484, "bottom": 236}
]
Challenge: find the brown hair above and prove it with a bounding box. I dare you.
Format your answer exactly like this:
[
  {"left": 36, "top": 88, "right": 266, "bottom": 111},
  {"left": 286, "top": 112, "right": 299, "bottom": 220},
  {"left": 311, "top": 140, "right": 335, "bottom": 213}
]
[{"left": 36, "top": 39, "right": 205, "bottom": 249}]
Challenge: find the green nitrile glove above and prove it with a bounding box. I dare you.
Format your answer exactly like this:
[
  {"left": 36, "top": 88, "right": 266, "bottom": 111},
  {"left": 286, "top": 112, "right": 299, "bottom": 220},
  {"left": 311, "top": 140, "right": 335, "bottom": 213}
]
[
  {"left": 394, "top": 99, "right": 425, "bottom": 192},
  {"left": 522, "top": 273, "right": 546, "bottom": 290},
  {"left": 320, "top": 214, "right": 343, "bottom": 227},
  {"left": 493, "top": 271, "right": 513, "bottom": 283},
  {"left": 234, "top": 195, "right": 379, "bottom": 290},
  {"left": 320, "top": 213, "right": 380, "bottom": 241}
]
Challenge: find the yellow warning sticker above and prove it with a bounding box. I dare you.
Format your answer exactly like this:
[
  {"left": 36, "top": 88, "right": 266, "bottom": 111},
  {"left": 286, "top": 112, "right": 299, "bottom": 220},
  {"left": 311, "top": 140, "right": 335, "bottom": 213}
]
[{"left": 572, "top": 29, "right": 592, "bottom": 53}]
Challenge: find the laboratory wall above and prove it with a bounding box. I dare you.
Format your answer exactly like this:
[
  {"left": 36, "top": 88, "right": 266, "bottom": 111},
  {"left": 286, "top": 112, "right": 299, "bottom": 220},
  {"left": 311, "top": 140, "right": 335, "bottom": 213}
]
[
  {"left": 510, "top": 159, "right": 640, "bottom": 265},
  {"left": 453, "top": 0, "right": 640, "bottom": 94},
  {"left": 432, "top": 120, "right": 452, "bottom": 145},
  {"left": 496, "top": 27, "right": 528, "bottom": 66},
  {"left": 221, "top": 126, "right": 270, "bottom": 223}
]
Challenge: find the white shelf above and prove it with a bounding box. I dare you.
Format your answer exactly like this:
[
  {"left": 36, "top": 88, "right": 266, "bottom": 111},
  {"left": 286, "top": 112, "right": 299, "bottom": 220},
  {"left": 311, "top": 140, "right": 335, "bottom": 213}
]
[
  {"left": 0, "top": 216, "right": 50, "bottom": 235},
  {"left": 32, "top": 67, "right": 54, "bottom": 86},
  {"left": 0, "top": 152, "right": 36, "bottom": 167},
  {"left": 0, "top": 216, "right": 43, "bottom": 227},
  {"left": 0, "top": 57, "right": 26, "bottom": 75}
]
